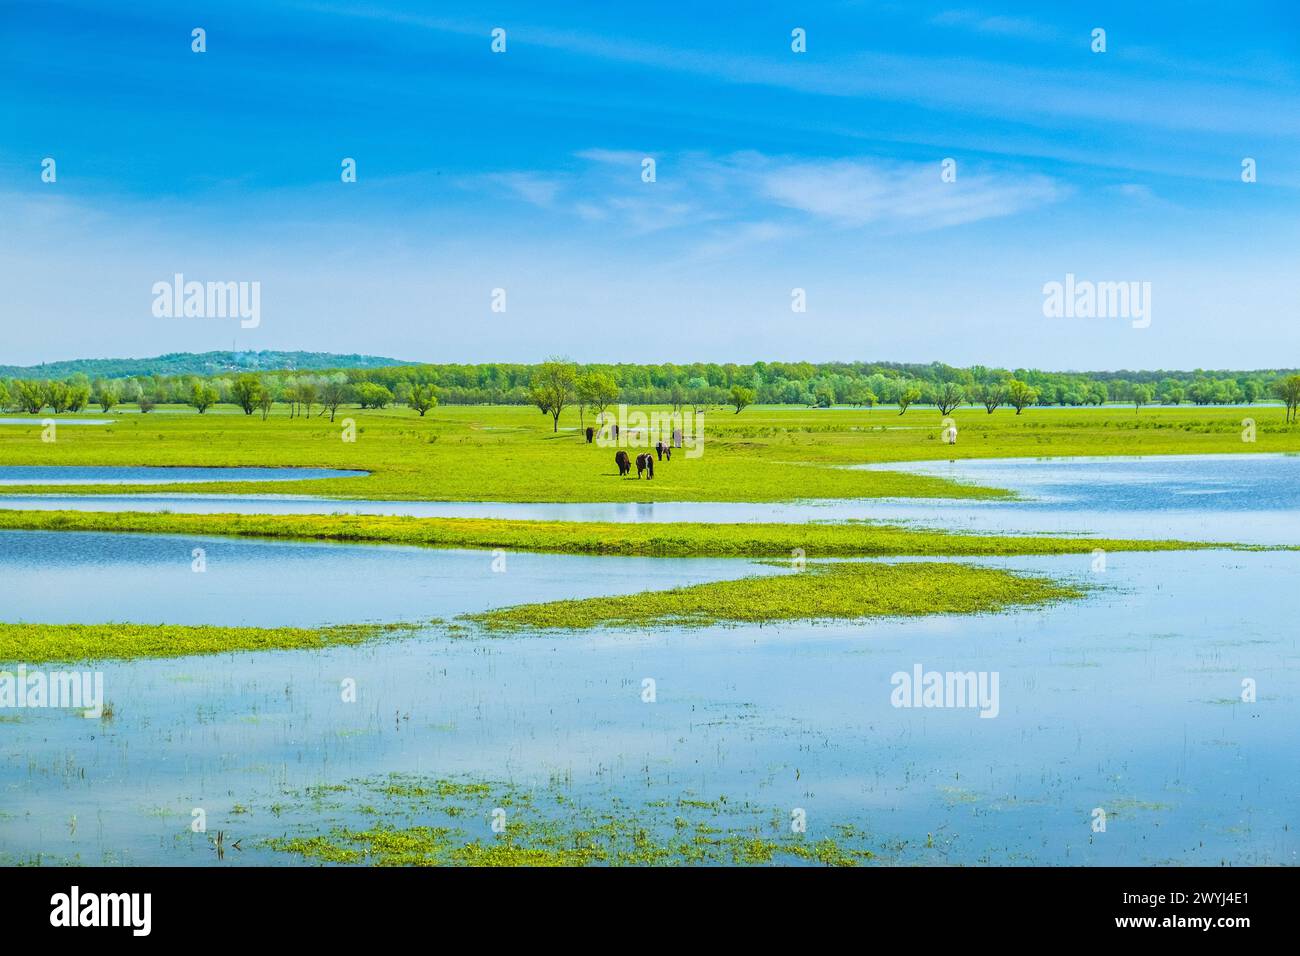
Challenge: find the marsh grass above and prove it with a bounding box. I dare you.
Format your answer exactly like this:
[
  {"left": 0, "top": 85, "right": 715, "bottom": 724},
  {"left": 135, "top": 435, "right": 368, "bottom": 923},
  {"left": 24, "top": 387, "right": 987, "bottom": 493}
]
[
  {"left": 0, "top": 620, "right": 425, "bottom": 665},
  {"left": 0, "top": 510, "right": 1228, "bottom": 558},
  {"left": 467, "top": 560, "right": 1086, "bottom": 632},
  {"left": 267, "top": 774, "right": 877, "bottom": 866}
]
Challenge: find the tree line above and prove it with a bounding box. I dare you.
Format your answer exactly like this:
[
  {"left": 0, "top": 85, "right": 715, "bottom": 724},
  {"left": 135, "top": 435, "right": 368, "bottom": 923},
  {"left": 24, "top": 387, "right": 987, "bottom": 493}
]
[{"left": 3, "top": 360, "right": 1299, "bottom": 423}]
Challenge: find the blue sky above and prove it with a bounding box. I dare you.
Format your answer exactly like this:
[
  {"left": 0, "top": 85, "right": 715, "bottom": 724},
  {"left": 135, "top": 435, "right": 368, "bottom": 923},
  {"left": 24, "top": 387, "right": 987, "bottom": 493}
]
[{"left": 2, "top": 0, "right": 1298, "bottom": 369}]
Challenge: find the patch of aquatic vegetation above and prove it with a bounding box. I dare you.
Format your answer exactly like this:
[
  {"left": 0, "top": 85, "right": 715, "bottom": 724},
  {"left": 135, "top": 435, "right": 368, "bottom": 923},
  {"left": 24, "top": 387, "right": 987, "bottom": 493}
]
[
  {"left": 0, "top": 510, "right": 1231, "bottom": 558},
  {"left": 467, "top": 560, "right": 1086, "bottom": 632},
  {"left": 266, "top": 774, "right": 876, "bottom": 867},
  {"left": 0, "top": 620, "right": 427, "bottom": 665},
  {"left": 1107, "top": 798, "right": 1174, "bottom": 815}
]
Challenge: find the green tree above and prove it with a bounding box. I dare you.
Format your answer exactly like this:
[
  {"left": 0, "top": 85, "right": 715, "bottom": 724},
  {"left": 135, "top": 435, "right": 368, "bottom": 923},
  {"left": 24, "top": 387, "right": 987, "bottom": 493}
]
[
  {"left": 408, "top": 383, "right": 437, "bottom": 416},
  {"left": 1276, "top": 375, "right": 1300, "bottom": 424},
  {"left": 14, "top": 380, "right": 45, "bottom": 414},
  {"left": 978, "top": 383, "right": 1005, "bottom": 413},
  {"left": 258, "top": 380, "right": 277, "bottom": 419},
  {"left": 232, "top": 374, "right": 260, "bottom": 415},
  {"left": 189, "top": 381, "right": 219, "bottom": 413},
  {"left": 1132, "top": 383, "right": 1154, "bottom": 413},
  {"left": 65, "top": 383, "right": 90, "bottom": 412},
  {"left": 934, "top": 382, "right": 965, "bottom": 415},
  {"left": 45, "top": 381, "right": 71, "bottom": 413},
  {"left": 355, "top": 382, "right": 393, "bottom": 409},
  {"left": 1007, "top": 380, "right": 1037, "bottom": 415},
  {"left": 95, "top": 381, "right": 120, "bottom": 413},
  {"left": 897, "top": 386, "right": 922, "bottom": 415},
  {"left": 320, "top": 380, "right": 350, "bottom": 422},
  {"left": 530, "top": 358, "right": 578, "bottom": 432},
  {"left": 299, "top": 380, "right": 318, "bottom": 418},
  {"left": 576, "top": 371, "right": 619, "bottom": 428},
  {"left": 729, "top": 384, "right": 755, "bottom": 414}
]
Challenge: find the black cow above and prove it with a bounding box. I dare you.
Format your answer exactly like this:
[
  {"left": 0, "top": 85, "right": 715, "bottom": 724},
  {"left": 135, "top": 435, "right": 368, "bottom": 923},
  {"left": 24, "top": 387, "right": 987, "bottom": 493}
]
[
  {"left": 655, "top": 441, "right": 664, "bottom": 461},
  {"left": 585, "top": 426, "right": 594, "bottom": 443},
  {"left": 615, "top": 450, "right": 631, "bottom": 476},
  {"left": 636, "top": 453, "right": 654, "bottom": 479}
]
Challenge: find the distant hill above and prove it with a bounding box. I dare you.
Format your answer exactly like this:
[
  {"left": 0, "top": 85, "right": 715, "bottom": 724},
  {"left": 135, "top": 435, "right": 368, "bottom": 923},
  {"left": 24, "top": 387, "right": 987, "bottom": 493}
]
[{"left": 0, "top": 351, "right": 410, "bottom": 379}]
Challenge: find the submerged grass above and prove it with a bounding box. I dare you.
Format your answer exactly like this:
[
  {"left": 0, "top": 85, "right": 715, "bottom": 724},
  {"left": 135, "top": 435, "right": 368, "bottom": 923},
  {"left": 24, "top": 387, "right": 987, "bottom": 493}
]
[
  {"left": 0, "top": 620, "right": 423, "bottom": 665},
  {"left": 266, "top": 773, "right": 878, "bottom": 867},
  {"left": 467, "top": 560, "right": 1086, "bottom": 632},
  {"left": 0, "top": 510, "right": 1228, "bottom": 557}
]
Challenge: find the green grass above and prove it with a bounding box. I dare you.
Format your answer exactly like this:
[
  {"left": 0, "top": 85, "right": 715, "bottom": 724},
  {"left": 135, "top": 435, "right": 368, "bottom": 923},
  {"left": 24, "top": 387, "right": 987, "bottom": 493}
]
[
  {"left": 0, "top": 509, "right": 1228, "bottom": 557},
  {"left": 467, "top": 560, "right": 1086, "bottom": 632},
  {"left": 0, "top": 620, "right": 423, "bottom": 664},
  {"left": 3, "top": 402, "right": 1293, "bottom": 503}
]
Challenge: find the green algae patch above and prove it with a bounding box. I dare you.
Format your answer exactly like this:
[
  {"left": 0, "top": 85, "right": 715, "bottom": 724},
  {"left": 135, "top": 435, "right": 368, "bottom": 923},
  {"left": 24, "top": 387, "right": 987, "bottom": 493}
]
[
  {"left": 0, "top": 509, "right": 1228, "bottom": 558},
  {"left": 265, "top": 774, "right": 877, "bottom": 867},
  {"left": 0, "top": 620, "right": 425, "bottom": 665},
  {"left": 466, "top": 560, "right": 1086, "bottom": 632}
]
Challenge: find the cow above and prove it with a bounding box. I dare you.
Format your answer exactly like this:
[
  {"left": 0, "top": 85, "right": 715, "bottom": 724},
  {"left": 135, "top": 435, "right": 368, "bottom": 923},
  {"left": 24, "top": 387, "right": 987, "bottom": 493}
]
[
  {"left": 663, "top": 446, "right": 671, "bottom": 461},
  {"left": 655, "top": 441, "right": 664, "bottom": 461},
  {"left": 615, "top": 451, "right": 631, "bottom": 476},
  {"left": 585, "top": 426, "right": 594, "bottom": 443}
]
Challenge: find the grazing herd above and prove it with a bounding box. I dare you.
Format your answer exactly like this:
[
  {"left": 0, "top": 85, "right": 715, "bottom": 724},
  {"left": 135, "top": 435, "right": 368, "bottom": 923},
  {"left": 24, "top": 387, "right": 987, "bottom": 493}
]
[{"left": 612, "top": 441, "right": 674, "bottom": 479}]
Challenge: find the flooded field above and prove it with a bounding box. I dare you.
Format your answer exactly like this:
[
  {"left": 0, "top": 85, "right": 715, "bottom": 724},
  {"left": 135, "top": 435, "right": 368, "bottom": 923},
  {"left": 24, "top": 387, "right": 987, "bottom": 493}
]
[
  {"left": 0, "top": 453, "right": 1296, "bottom": 865},
  {"left": 3, "top": 454, "right": 1294, "bottom": 544}
]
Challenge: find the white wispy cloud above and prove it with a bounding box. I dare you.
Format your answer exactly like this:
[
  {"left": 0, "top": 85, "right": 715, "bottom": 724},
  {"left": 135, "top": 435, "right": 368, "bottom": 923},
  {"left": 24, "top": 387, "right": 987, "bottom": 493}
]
[
  {"left": 475, "top": 172, "right": 564, "bottom": 207},
  {"left": 754, "top": 157, "right": 1064, "bottom": 231},
  {"left": 303, "top": 2, "right": 1300, "bottom": 138},
  {"left": 929, "top": 9, "right": 1061, "bottom": 42},
  {"left": 474, "top": 150, "right": 1065, "bottom": 247}
]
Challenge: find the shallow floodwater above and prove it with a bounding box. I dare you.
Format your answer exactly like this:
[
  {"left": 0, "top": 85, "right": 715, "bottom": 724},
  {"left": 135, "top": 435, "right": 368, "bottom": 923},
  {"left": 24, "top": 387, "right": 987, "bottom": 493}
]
[
  {"left": 0, "top": 466, "right": 366, "bottom": 485},
  {"left": 0, "top": 452, "right": 1296, "bottom": 866},
  {"left": 854, "top": 453, "right": 1300, "bottom": 544},
  {"left": 0, "top": 547, "right": 1295, "bottom": 866},
  {"left": 0, "top": 454, "right": 1294, "bottom": 544},
  {"left": 0, "top": 530, "right": 780, "bottom": 626}
]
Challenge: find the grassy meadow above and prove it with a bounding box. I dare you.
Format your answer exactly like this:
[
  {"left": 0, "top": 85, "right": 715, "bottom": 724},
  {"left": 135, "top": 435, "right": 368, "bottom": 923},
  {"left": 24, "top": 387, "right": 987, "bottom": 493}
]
[{"left": 0, "top": 401, "right": 1294, "bottom": 503}]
